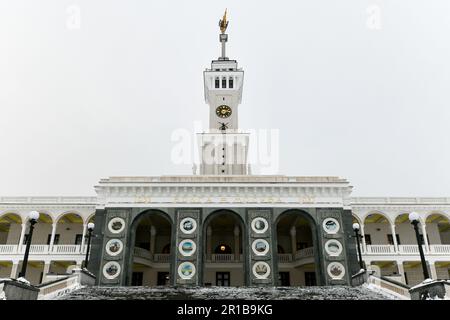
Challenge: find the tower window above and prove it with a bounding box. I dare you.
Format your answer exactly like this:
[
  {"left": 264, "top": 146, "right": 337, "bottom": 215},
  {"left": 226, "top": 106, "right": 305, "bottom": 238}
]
[
  {"left": 229, "top": 77, "right": 233, "bottom": 88},
  {"left": 222, "top": 77, "right": 227, "bottom": 88},
  {"left": 215, "top": 77, "right": 220, "bottom": 88}
]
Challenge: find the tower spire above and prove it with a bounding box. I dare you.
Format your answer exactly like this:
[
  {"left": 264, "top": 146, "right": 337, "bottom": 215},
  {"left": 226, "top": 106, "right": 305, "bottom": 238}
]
[{"left": 218, "top": 9, "right": 229, "bottom": 60}]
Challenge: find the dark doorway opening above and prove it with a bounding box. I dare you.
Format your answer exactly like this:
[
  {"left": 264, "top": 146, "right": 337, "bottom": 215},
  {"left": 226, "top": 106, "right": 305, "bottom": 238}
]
[
  {"left": 279, "top": 272, "right": 290, "bottom": 286},
  {"left": 132, "top": 272, "right": 143, "bottom": 286},
  {"left": 157, "top": 272, "right": 170, "bottom": 286},
  {"left": 305, "top": 272, "right": 316, "bottom": 286}
]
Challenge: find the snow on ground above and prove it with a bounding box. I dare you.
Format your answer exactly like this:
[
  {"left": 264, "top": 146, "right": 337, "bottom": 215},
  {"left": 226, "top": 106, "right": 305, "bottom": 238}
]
[{"left": 58, "top": 285, "right": 393, "bottom": 300}]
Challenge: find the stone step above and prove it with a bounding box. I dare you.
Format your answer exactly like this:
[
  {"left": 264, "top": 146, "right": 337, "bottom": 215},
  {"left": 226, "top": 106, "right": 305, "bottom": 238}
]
[{"left": 58, "top": 286, "right": 391, "bottom": 300}]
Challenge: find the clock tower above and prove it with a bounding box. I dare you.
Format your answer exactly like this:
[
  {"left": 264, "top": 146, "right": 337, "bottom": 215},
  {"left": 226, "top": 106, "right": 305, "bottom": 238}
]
[{"left": 197, "top": 10, "right": 250, "bottom": 175}]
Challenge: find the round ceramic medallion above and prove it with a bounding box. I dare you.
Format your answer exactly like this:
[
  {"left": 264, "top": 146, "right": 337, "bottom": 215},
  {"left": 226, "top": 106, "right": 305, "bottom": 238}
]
[
  {"left": 105, "top": 239, "right": 123, "bottom": 256},
  {"left": 251, "top": 217, "right": 269, "bottom": 234},
  {"left": 324, "top": 239, "right": 343, "bottom": 256},
  {"left": 103, "top": 261, "right": 121, "bottom": 280},
  {"left": 322, "top": 218, "right": 340, "bottom": 234},
  {"left": 178, "top": 262, "right": 196, "bottom": 280},
  {"left": 327, "top": 262, "right": 345, "bottom": 280},
  {"left": 252, "top": 239, "right": 270, "bottom": 256},
  {"left": 252, "top": 262, "right": 271, "bottom": 279},
  {"left": 180, "top": 218, "right": 197, "bottom": 234},
  {"left": 108, "top": 217, "right": 125, "bottom": 234},
  {"left": 178, "top": 239, "right": 197, "bottom": 257}
]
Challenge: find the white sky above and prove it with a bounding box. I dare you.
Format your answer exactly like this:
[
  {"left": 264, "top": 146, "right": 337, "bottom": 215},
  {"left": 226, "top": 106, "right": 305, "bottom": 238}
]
[{"left": 0, "top": 0, "right": 449, "bottom": 197}]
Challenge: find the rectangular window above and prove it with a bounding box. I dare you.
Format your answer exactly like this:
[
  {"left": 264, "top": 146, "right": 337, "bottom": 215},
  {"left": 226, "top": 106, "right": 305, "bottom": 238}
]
[
  {"left": 387, "top": 234, "right": 401, "bottom": 245},
  {"left": 215, "top": 78, "right": 220, "bottom": 88},
  {"left": 222, "top": 78, "right": 227, "bottom": 88},
  {"left": 47, "top": 234, "right": 60, "bottom": 245},
  {"left": 229, "top": 78, "right": 233, "bottom": 88},
  {"left": 132, "top": 272, "right": 143, "bottom": 286},
  {"left": 216, "top": 272, "right": 230, "bottom": 286},
  {"left": 75, "top": 234, "right": 83, "bottom": 245},
  {"left": 278, "top": 272, "right": 290, "bottom": 286},
  {"left": 305, "top": 272, "right": 316, "bottom": 286},
  {"left": 364, "top": 234, "right": 372, "bottom": 245}
]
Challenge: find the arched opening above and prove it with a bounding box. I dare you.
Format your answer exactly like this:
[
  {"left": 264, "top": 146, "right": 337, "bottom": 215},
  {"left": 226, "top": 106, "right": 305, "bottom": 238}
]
[
  {"left": 203, "top": 210, "right": 244, "bottom": 287},
  {"left": 393, "top": 213, "right": 422, "bottom": 246},
  {"left": 0, "top": 213, "right": 22, "bottom": 245},
  {"left": 426, "top": 213, "right": 450, "bottom": 245},
  {"left": 54, "top": 213, "right": 84, "bottom": 248},
  {"left": 363, "top": 212, "right": 390, "bottom": 246},
  {"left": 129, "top": 211, "right": 172, "bottom": 286},
  {"left": 276, "top": 210, "right": 319, "bottom": 286}
]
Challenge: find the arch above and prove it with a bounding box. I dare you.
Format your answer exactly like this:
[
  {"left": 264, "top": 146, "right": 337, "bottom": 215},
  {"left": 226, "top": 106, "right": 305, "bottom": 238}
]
[
  {"left": 85, "top": 212, "right": 96, "bottom": 224},
  {"left": 352, "top": 214, "right": 362, "bottom": 226},
  {"left": 0, "top": 213, "right": 23, "bottom": 245},
  {"left": 125, "top": 209, "right": 174, "bottom": 286},
  {"left": 275, "top": 209, "right": 323, "bottom": 286},
  {"left": 425, "top": 211, "right": 450, "bottom": 223},
  {"left": 362, "top": 211, "right": 392, "bottom": 225},
  {"left": 0, "top": 212, "right": 22, "bottom": 224},
  {"left": 55, "top": 212, "right": 84, "bottom": 225}
]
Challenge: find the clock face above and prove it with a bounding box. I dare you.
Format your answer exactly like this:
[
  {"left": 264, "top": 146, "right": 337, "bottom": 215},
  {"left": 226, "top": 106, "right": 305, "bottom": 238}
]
[{"left": 216, "top": 105, "right": 232, "bottom": 118}]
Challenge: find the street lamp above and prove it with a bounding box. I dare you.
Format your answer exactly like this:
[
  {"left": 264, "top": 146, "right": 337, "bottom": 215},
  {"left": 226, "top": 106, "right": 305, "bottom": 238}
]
[
  {"left": 84, "top": 222, "right": 95, "bottom": 269},
  {"left": 18, "top": 211, "right": 40, "bottom": 279},
  {"left": 352, "top": 223, "right": 364, "bottom": 270},
  {"left": 408, "top": 212, "right": 430, "bottom": 280}
]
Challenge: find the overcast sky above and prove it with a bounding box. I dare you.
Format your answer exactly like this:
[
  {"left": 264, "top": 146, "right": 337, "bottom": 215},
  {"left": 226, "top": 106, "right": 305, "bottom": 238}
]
[{"left": 0, "top": 0, "right": 449, "bottom": 197}]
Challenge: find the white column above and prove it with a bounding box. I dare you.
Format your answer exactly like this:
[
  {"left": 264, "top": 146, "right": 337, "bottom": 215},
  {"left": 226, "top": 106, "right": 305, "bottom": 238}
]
[
  {"left": 207, "top": 226, "right": 212, "bottom": 261},
  {"left": 397, "top": 261, "right": 406, "bottom": 284},
  {"left": 80, "top": 223, "right": 87, "bottom": 252},
  {"left": 429, "top": 261, "right": 438, "bottom": 280},
  {"left": 150, "top": 225, "right": 157, "bottom": 255},
  {"left": 290, "top": 226, "right": 297, "bottom": 255},
  {"left": 360, "top": 224, "right": 367, "bottom": 252},
  {"left": 10, "top": 262, "right": 19, "bottom": 278},
  {"left": 49, "top": 223, "right": 57, "bottom": 251},
  {"left": 390, "top": 224, "right": 399, "bottom": 252},
  {"left": 421, "top": 223, "right": 430, "bottom": 252},
  {"left": 42, "top": 262, "right": 51, "bottom": 284},
  {"left": 234, "top": 225, "right": 240, "bottom": 261},
  {"left": 18, "top": 223, "right": 27, "bottom": 251}
]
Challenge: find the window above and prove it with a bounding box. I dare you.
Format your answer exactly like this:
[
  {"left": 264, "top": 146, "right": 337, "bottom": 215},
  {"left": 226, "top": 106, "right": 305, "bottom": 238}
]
[
  {"left": 216, "top": 272, "right": 230, "bottom": 286},
  {"left": 132, "top": 272, "right": 143, "bottom": 286},
  {"left": 222, "top": 77, "right": 226, "bottom": 88},
  {"left": 387, "top": 234, "right": 401, "bottom": 245},
  {"left": 47, "top": 234, "right": 60, "bottom": 245},
  {"left": 75, "top": 234, "right": 83, "bottom": 245},
  {"left": 279, "top": 272, "right": 290, "bottom": 286},
  {"left": 229, "top": 77, "right": 233, "bottom": 88},
  {"left": 157, "top": 272, "right": 170, "bottom": 285},
  {"left": 364, "top": 234, "right": 372, "bottom": 245},
  {"left": 215, "top": 77, "right": 219, "bottom": 88},
  {"left": 305, "top": 272, "right": 316, "bottom": 286}
]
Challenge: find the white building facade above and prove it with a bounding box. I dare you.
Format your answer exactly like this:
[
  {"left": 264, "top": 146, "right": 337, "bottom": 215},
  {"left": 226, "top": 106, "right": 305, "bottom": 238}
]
[{"left": 0, "top": 14, "right": 448, "bottom": 289}]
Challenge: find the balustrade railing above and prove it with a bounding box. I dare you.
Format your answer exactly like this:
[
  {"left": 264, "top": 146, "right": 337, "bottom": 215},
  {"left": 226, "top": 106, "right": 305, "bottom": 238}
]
[
  {"left": 295, "top": 247, "right": 314, "bottom": 260},
  {"left": 429, "top": 244, "right": 450, "bottom": 254},
  {"left": 366, "top": 245, "right": 395, "bottom": 254},
  {"left": 278, "top": 254, "right": 292, "bottom": 263}
]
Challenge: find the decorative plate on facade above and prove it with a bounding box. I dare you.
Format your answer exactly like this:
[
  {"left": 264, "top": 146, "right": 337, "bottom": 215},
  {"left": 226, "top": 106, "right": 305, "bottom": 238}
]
[
  {"left": 105, "top": 239, "right": 124, "bottom": 256},
  {"left": 102, "top": 261, "right": 121, "bottom": 280},
  {"left": 327, "top": 262, "right": 345, "bottom": 280},
  {"left": 322, "top": 218, "right": 340, "bottom": 235},
  {"left": 251, "top": 217, "right": 269, "bottom": 234},
  {"left": 180, "top": 217, "right": 197, "bottom": 234},
  {"left": 178, "top": 239, "right": 197, "bottom": 256},
  {"left": 252, "top": 239, "right": 270, "bottom": 256},
  {"left": 324, "top": 239, "right": 343, "bottom": 256},
  {"left": 178, "top": 262, "right": 196, "bottom": 280},
  {"left": 252, "top": 261, "right": 271, "bottom": 279},
  {"left": 108, "top": 217, "right": 126, "bottom": 234}
]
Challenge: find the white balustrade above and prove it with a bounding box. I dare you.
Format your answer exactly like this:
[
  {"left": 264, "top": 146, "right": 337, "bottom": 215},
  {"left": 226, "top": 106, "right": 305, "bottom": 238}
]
[
  {"left": 366, "top": 245, "right": 395, "bottom": 254},
  {"left": 278, "top": 254, "right": 292, "bottom": 263},
  {"left": 153, "top": 254, "right": 170, "bottom": 263},
  {"left": 0, "top": 245, "right": 18, "bottom": 254},
  {"left": 133, "top": 247, "right": 153, "bottom": 260},
  {"left": 211, "top": 254, "right": 235, "bottom": 262},
  {"left": 28, "top": 245, "right": 49, "bottom": 254},
  {"left": 294, "top": 247, "right": 314, "bottom": 260},
  {"left": 51, "top": 245, "right": 81, "bottom": 254},
  {"left": 429, "top": 245, "right": 450, "bottom": 254}
]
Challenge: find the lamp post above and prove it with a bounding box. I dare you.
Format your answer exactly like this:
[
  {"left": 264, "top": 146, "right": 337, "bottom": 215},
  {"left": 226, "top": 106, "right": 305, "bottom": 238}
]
[
  {"left": 408, "top": 212, "right": 430, "bottom": 280},
  {"left": 352, "top": 223, "right": 364, "bottom": 270},
  {"left": 84, "top": 222, "right": 95, "bottom": 269},
  {"left": 18, "top": 211, "right": 40, "bottom": 279}
]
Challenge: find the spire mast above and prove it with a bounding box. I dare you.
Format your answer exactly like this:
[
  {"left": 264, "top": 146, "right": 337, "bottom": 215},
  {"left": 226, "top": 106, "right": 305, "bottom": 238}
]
[{"left": 218, "top": 9, "right": 229, "bottom": 60}]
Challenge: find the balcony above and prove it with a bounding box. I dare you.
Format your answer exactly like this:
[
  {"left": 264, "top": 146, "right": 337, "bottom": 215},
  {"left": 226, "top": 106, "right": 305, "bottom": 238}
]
[
  {"left": 0, "top": 244, "right": 86, "bottom": 257},
  {"left": 278, "top": 247, "right": 314, "bottom": 264},
  {"left": 133, "top": 247, "right": 170, "bottom": 263},
  {"left": 363, "top": 244, "right": 450, "bottom": 256}
]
